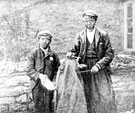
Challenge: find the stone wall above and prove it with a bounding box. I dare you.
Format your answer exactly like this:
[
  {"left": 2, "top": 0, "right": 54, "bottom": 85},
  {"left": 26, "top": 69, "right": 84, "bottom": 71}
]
[
  {"left": 0, "top": 73, "right": 34, "bottom": 113},
  {"left": 112, "top": 67, "right": 135, "bottom": 113}
]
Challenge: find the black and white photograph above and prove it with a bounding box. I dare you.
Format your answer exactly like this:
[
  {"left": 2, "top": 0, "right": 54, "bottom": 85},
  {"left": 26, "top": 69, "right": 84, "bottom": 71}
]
[{"left": 0, "top": 0, "right": 135, "bottom": 113}]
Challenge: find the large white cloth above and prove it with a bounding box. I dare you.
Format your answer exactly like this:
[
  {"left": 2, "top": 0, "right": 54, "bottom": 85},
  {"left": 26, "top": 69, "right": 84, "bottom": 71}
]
[{"left": 55, "top": 59, "right": 88, "bottom": 113}]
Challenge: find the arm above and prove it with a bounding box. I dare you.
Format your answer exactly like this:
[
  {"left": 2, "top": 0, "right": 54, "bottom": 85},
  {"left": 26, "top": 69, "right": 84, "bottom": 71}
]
[
  {"left": 25, "top": 50, "right": 39, "bottom": 81},
  {"left": 71, "top": 33, "right": 81, "bottom": 57},
  {"left": 96, "top": 34, "right": 114, "bottom": 70}
]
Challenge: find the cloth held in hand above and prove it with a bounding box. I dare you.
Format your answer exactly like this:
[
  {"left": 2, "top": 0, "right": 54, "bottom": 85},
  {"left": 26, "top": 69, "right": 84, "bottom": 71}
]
[{"left": 39, "top": 74, "right": 56, "bottom": 90}]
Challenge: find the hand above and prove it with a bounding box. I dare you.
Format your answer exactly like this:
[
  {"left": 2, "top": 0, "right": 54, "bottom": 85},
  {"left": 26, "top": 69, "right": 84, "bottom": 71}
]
[
  {"left": 66, "top": 52, "right": 75, "bottom": 59},
  {"left": 91, "top": 65, "right": 99, "bottom": 73},
  {"left": 76, "top": 57, "right": 80, "bottom": 62}
]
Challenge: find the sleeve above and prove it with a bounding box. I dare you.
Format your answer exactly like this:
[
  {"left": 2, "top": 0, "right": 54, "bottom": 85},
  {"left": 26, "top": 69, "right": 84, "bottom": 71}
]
[
  {"left": 25, "top": 50, "right": 39, "bottom": 81},
  {"left": 71, "top": 33, "right": 81, "bottom": 57},
  {"left": 95, "top": 34, "right": 114, "bottom": 70}
]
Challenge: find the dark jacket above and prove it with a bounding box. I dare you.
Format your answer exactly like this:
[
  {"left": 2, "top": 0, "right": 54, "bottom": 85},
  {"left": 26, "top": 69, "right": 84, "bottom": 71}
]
[
  {"left": 72, "top": 27, "right": 114, "bottom": 70},
  {"left": 26, "top": 47, "right": 60, "bottom": 89}
]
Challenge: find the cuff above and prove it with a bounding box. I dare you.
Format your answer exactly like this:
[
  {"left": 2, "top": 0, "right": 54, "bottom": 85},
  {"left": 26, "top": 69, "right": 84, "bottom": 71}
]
[{"left": 95, "top": 63, "right": 102, "bottom": 70}]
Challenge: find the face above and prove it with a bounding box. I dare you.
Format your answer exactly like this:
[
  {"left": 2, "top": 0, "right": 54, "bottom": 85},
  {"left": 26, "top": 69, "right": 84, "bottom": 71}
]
[
  {"left": 39, "top": 35, "right": 51, "bottom": 49},
  {"left": 83, "top": 15, "right": 96, "bottom": 31}
]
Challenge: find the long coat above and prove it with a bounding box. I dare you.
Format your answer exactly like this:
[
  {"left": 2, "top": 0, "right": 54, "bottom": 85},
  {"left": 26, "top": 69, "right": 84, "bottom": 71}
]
[
  {"left": 26, "top": 47, "right": 60, "bottom": 113},
  {"left": 72, "top": 27, "right": 117, "bottom": 113}
]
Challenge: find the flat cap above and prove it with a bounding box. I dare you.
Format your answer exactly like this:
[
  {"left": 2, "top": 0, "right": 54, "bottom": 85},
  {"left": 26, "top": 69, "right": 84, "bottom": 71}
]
[
  {"left": 82, "top": 9, "right": 98, "bottom": 18},
  {"left": 37, "top": 30, "right": 53, "bottom": 39}
]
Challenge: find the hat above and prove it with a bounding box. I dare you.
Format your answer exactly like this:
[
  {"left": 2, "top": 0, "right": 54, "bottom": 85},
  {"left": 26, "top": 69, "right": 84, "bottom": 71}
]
[
  {"left": 82, "top": 9, "right": 98, "bottom": 19},
  {"left": 37, "top": 30, "right": 53, "bottom": 39}
]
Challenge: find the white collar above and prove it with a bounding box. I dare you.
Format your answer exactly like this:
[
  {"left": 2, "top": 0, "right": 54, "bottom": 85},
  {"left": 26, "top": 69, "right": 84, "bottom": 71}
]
[{"left": 40, "top": 46, "right": 49, "bottom": 53}]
